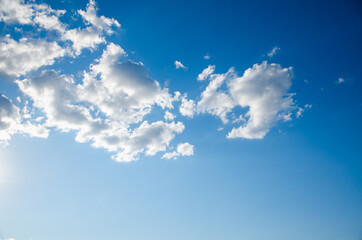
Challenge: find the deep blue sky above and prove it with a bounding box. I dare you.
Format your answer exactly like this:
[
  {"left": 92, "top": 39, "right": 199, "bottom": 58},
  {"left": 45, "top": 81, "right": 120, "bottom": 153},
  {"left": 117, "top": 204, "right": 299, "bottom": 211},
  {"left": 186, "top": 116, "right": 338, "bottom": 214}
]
[{"left": 0, "top": 0, "right": 361, "bottom": 239}]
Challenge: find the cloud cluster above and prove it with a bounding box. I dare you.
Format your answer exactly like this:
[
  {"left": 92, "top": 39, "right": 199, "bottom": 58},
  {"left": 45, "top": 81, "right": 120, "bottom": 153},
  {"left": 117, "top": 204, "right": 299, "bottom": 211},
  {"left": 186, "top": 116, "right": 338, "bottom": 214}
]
[
  {"left": 0, "top": 0, "right": 121, "bottom": 77},
  {"left": 0, "top": 0, "right": 192, "bottom": 161},
  {"left": 162, "top": 142, "right": 195, "bottom": 159},
  {"left": 0, "top": 0, "right": 305, "bottom": 162},
  {"left": 15, "top": 43, "right": 186, "bottom": 162}
]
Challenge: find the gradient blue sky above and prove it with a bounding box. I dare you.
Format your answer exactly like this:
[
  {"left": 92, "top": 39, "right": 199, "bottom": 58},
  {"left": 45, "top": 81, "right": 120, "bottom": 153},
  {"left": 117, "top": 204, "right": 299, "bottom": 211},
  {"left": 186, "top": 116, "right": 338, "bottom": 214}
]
[{"left": 0, "top": 0, "right": 362, "bottom": 239}]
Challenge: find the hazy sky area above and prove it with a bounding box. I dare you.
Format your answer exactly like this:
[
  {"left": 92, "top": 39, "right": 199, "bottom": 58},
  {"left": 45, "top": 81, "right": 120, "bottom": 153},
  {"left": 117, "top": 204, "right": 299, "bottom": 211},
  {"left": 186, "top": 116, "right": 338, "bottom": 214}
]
[{"left": 0, "top": 0, "right": 361, "bottom": 239}]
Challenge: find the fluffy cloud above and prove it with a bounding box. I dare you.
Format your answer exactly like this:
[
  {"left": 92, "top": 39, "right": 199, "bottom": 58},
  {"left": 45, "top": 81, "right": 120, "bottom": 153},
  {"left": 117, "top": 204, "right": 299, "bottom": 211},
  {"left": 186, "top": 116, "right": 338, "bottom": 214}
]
[
  {"left": 0, "top": 0, "right": 65, "bottom": 31},
  {"left": 0, "top": 94, "right": 48, "bottom": 144},
  {"left": 0, "top": 0, "right": 120, "bottom": 58},
  {"left": 0, "top": 36, "right": 66, "bottom": 76},
  {"left": 194, "top": 62, "right": 297, "bottom": 139},
  {"left": 197, "top": 68, "right": 236, "bottom": 123},
  {"left": 162, "top": 142, "right": 195, "bottom": 159},
  {"left": 78, "top": 0, "right": 120, "bottom": 34},
  {"left": 16, "top": 43, "right": 185, "bottom": 162},
  {"left": 179, "top": 96, "right": 196, "bottom": 118},
  {"left": 227, "top": 62, "right": 294, "bottom": 139},
  {"left": 62, "top": 0, "right": 120, "bottom": 55},
  {"left": 164, "top": 111, "right": 176, "bottom": 121},
  {"left": 197, "top": 65, "right": 215, "bottom": 81},
  {"left": 63, "top": 27, "right": 105, "bottom": 55},
  {"left": 175, "top": 60, "right": 187, "bottom": 69}
]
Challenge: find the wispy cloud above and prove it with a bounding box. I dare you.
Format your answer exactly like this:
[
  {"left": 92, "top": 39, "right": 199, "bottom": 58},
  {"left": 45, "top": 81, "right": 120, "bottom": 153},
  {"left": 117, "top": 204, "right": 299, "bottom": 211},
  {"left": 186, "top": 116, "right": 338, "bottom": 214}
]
[{"left": 267, "top": 46, "right": 280, "bottom": 57}]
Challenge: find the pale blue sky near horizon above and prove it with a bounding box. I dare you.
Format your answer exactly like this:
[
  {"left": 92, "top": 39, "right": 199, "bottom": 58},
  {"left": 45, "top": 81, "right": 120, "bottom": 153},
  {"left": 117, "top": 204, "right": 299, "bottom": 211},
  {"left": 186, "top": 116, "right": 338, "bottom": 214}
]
[{"left": 0, "top": 0, "right": 361, "bottom": 239}]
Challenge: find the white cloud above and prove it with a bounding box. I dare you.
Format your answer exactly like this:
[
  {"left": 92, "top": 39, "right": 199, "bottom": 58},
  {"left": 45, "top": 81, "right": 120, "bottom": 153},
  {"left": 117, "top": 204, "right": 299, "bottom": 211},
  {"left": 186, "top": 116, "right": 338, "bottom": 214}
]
[
  {"left": 16, "top": 43, "right": 184, "bottom": 162},
  {"left": 0, "top": 0, "right": 307, "bottom": 162},
  {"left": 63, "top": 27, "right": 105, "bottom": 55},
  {"left": 179, "top": 96, "right": 196, "bottom": 118},
  {"left": 175, "top": 60, "right": 186, "bottom": 69},
  {"left": 0, "top": 94, "right": 48, "bottom": 144},
  {"left": 227, "top": 62, "right": 294, "bottom": 139},
  {"left": 197, "top": 68, "right": 236, "bottom": 123},
  {"left": 336, "top": 77, "right": 345, "bottom": 84},
  {"left": 197, "top": 65, "right": 215, "bottom": 81},
  {"left": 78, "top": 0, "right": 120, "bottom": 34},
  {"left": 164, "top": 111, "right": 176, "bottom": 121},
  {"left": 162, "top": 142, "right": 194, "bottom": 159},
  {"left": 0, "top": 0, "right": 66, "bottom": 31},
  {"left": 0, "top": 0, "right": 34, "bottom": 25},
  {"left": 62, "top": 0, "right": 120, "bottom": 55},
  {"left": 0, "top": 36, "right": 66, "bottom": 76},
  {"left": 267, "top": 46, "right": 280, "bottom": 57},
  {"left": 191, "top": 62, "right": 297, "bottom": 139}
]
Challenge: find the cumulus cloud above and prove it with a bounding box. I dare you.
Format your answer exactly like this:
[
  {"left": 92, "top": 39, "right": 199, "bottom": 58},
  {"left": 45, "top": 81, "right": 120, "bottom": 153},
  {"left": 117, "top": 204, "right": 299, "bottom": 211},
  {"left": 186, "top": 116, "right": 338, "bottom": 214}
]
[
  {"left": 179, "top": 95, "right": 196, "bottom": 118},
  {"left": 0, "top": 94, "right": 48, "bottom": 144},
  {"left": 63, "top": 27, "right": 105, "bottom": 55},
  {"left": 164, "top": 111, "right": 176, "bottom": 121},
  {"left": 175, "top": 60, "right": 187, "bottom": 69},
  {"left": 0, "top": 0, "right": 66, "bottom": 32},
  {"left": 197, "top": 65, "right": 215, "bottom": 81},
  {"left": 162, "top": 142, "right": 194, "bottom": 159},
  {"left": 0, "top": 36, "right": 66, "bottom": 76},
  {"left": 227, "top": 62, "right": 294, "bottom": 139},
  {"left": 267, "top": 46, "right": 280, "bottom": 57},
  {"left": 0, "top": 0, "right": 120, "bottom": 58},
  {"left": 78, "top": 0, "right": 120, "bottom": 34},
  {"left": 197, "top": 68, "right": 236, "bottom": 123},
  {"left": 193, "top": 61, "right": 298, "bottom": 139},
  {"left": 0, "top": 0, "right": 305, "bottom": 162},
  {"left": 16, "top": 43, "right": 185, "bottom": 162}
]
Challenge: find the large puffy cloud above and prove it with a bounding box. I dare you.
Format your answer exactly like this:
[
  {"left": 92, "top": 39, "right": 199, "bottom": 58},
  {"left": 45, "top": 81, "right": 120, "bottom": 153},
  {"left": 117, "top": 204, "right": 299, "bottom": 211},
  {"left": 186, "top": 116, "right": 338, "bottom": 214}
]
[
  {"left": 16, "top": 43, "right": 186, "bottom": 162},
  {"left": 194, "top": 62, "right": 297, "bottom": 139},
  {"left": 78, "top": 43, "right": 174, "bottom": 123},
  {"left": 0, "top": 0, "right": 65, "bottom": 31},
  {"left": 0, "top": 36, "right": 66, "bottom": 77},
  {"left": 227, "top": 62, "right": 294, "bottom": 139}
]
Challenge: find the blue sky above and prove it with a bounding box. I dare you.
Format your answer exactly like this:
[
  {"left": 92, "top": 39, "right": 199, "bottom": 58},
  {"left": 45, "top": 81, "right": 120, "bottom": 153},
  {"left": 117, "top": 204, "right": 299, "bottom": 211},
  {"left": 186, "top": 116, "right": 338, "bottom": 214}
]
[{"left": 0, "top": 0, "right": 361, "bottom": 239}]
